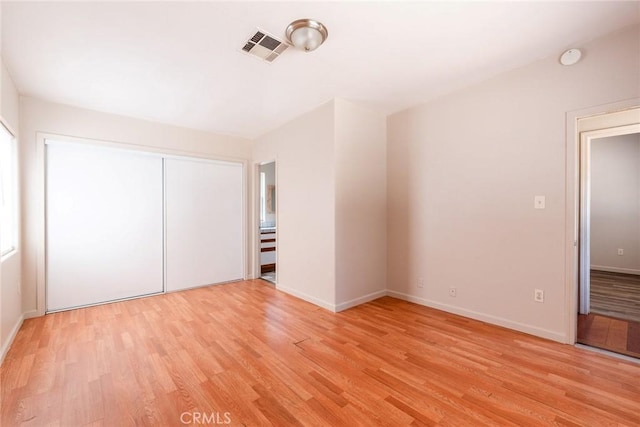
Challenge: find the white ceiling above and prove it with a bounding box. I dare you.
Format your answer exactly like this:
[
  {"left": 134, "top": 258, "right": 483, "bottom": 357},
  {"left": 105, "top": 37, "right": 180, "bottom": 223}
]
[{"left": 2, "top": 1, "right": 639, "bottom": 139}]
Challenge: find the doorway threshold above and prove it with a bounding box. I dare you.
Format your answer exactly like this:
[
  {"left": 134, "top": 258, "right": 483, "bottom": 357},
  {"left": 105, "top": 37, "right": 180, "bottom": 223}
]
[
  {"left": 260, "top": 277, "right": 275, "bottom": 286},
  {"left": 575, "top": 343, "right": 640, "bottom": 364}
]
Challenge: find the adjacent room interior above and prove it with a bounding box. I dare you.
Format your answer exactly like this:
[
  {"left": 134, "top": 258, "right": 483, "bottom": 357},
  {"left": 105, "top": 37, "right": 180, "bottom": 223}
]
[
  {"left": 259, "top": 161, "right": 277, "bottom": 283},
  {"left": 1, "top": 1, "right": 640, "bottom": 425},
  {"left": 577, "top": 130, "right": 640, "bottom": 357}
]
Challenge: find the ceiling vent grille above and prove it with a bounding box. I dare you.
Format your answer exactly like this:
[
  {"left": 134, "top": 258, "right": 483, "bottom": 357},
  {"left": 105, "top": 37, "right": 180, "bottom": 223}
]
[{"left": 240, "top": 29, "right": 289, "bottom": 63}]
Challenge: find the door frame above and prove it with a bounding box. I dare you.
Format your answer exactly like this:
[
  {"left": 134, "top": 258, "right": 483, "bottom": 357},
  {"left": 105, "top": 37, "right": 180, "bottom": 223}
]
[
  {"left": 565, "top": 99, "right": 640, "bottom": 343},
  {"left": 254, "top": 159, "right": 277, "bottom": 282},
  {"left": 578, "top": 124, "right": 640, "bottom": 316}
]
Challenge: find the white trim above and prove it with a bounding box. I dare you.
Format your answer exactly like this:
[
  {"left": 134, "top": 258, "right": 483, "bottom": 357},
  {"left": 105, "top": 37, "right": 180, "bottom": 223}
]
[
  {"left": 387, "top": 290, "right": 566, "bottom": 343},
  {"left": 579, "top": 123, "right": 640, "bottom": 316},
  {"left": 591, "top": 265, "right": 640, "bottom": 276},
  {"left": 335, "top": 290, "right": 387, "bottom": 312},
  {"left": 46, "top": 292, "right": 164, "bottom": 314},
  {"left": 0, "top": 123, "right": 19, "bottom": 258},
  {"left": 35, "top": 133, "right": 46, "bottom": 316},
  {"left": 565, "top": 99, "right": 640, "bottom": 345},
  {"left": 162, "top": 158, "right": 167, "bottom": 293},
  {"left": 0, "top": 314, "right": 24, "bottom": 364},
  {"left": 242, "top": 157, "right": 249, "bottom": 282},
  {"left": 275, "top": 284, "right": 335, "bottom": 312},
  {"left": 0, "top": 115, "right": 17, "bottom": 138},
  {"left": 36, "top": 132, "right": 249, "bottom": 317},
  {"left": 253, "top": 163, "right": 261, "bottom": 280},
  {"left": 38, "top": 132, "right": 248, "bottom": 164},
  {"left": 579, "top": 130, "right": 592, "bottom": 314},
  {"left": 23, "top": 310, "right": 39, "bottom": 320},
  {"left": 0, "top": 248, "right": 18, "bottom": 263}
]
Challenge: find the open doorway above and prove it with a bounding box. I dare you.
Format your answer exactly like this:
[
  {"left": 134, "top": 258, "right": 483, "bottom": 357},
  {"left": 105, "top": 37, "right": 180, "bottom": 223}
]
[
  {"left": 577, "top": 123, "right": 640, "bottom": 358},
  {"left": 258, "top": 161, "right": 276, "bottom": 283}
]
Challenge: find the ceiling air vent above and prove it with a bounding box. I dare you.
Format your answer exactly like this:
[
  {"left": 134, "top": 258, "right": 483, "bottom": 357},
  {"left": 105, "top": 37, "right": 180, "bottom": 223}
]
[{"left": 240, "top": 29, "right": 289, "bottom": 63}]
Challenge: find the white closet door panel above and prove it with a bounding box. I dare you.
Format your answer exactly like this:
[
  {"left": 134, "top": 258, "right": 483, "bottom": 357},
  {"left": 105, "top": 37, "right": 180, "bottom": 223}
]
[
  {"left": 165, "top": 158, "right": 243, "bottom": 291},
  {"left": 46, "top": 141, "right": 164, "bottom": 311}
]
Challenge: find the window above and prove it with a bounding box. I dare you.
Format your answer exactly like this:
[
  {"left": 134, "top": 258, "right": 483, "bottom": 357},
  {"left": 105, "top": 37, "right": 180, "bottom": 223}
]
[{"left": 0, "top": 123, "right": 17, "bottom": 257}]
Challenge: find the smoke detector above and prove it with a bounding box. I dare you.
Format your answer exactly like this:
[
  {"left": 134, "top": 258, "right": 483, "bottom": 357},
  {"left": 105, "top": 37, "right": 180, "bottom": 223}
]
[
  {"left": 241, "top": 29, "right": 289, "bottom": 63},
  {"left": 560, "top": 48, "right": 582, "bottom": 66}
]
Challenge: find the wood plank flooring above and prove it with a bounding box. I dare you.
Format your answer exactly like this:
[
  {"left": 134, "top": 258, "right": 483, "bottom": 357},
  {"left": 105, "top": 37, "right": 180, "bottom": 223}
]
[
  {"left": 2, "top": 280, "right": 640, "bottom": 426},
  {"left": 577, "top": 313, "right": 640, "bottom": 359},
  {"left": 590, "top": 270, "right": 640, "bottom": 323}
]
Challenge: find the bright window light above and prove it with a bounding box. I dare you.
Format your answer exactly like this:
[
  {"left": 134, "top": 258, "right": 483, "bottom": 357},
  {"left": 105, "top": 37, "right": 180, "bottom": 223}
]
[{"left": 0, "top": 123, "right": 17, "bottom": 257}]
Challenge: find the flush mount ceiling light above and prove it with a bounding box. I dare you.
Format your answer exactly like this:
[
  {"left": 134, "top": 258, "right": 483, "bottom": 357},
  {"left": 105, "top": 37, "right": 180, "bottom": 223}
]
[
  {"left": 560, "top": 48, "right": 582, "bottom": 66},
  {"left": 285, "top": 19, "right": 328, "bottom": 52}
]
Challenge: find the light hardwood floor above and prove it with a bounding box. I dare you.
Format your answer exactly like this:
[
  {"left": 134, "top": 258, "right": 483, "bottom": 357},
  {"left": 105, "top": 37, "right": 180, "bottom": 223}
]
[
  {"left": 2, "top": 280, "right": 640, "bottom": 426},
  {"left": 591, "top": 270, "right": 640, "bottom": 323}
]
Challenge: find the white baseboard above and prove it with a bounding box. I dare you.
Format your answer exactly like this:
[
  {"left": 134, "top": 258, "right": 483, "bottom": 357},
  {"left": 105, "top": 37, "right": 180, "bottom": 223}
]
[
  {"left": 23, "top": 309, "right": 40, "bottom": 320},
  {"left": 386, "top": 290, "right": 566, "bottom": 343},
  {"left": 275, "top": 284, "right": 336, "bottom": 312},
  {"left": 335, "top": 289, "right": 387, "bottom": 312},
  {"left": 0, "top": 313, "right": 24, "bottom": 364},
  {"left": 591, "top": 265, "right": 640, "bottom": 275},
  {"left": 275, "top": 285, "right": 567, "bottom": 342}
]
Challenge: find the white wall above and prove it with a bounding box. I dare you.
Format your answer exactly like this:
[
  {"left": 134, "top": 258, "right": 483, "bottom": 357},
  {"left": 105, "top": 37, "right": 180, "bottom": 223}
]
[
  {"left": 0, "top": 54, "right": 22, "bottom": 361},
  {"left": 334, "top": 99, "right": 387, "bottom": 310},
  {"left": 387, "top": 25, "right": 640, "bottom": 342},
  {"left": 591, "top": 134, "right": 640, "bottom": 273},
  {"left": 19, "top": 96, "right": 252, "bottom": 317},
  {"left": 253, "top": 101, "right": 336, "bottom": 309},
  {"left": 253, "top": 99, "right": 387, "bottom": 311}
]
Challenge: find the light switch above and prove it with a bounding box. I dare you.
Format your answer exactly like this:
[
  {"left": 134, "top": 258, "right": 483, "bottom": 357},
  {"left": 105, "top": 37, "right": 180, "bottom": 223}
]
[{"left": 534, "top": 196, "right": 545, "bottom": 209}]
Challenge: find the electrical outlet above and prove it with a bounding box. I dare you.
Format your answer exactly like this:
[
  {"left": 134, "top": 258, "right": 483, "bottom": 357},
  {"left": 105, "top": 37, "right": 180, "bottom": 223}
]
[
  {"left": 417, "top": 278, "right": 424, "bottom": 288},
  {"left": 618, "top": 248, "right": 624, "bottom": 256},
  {"left": 449, "top": 287, "right": 457, "bottom": 297},
  {"left": 534, "top": 289, "right": 544, "bottom": 303}
]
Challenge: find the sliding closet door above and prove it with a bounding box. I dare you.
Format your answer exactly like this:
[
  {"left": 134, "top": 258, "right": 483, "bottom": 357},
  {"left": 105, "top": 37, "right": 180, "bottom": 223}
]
[
  {"left": 46, "top": 140, "right": 164, "bottom": 312},
  {"left": 165, "top": 157, "right": 243, "bottom": 291}
]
